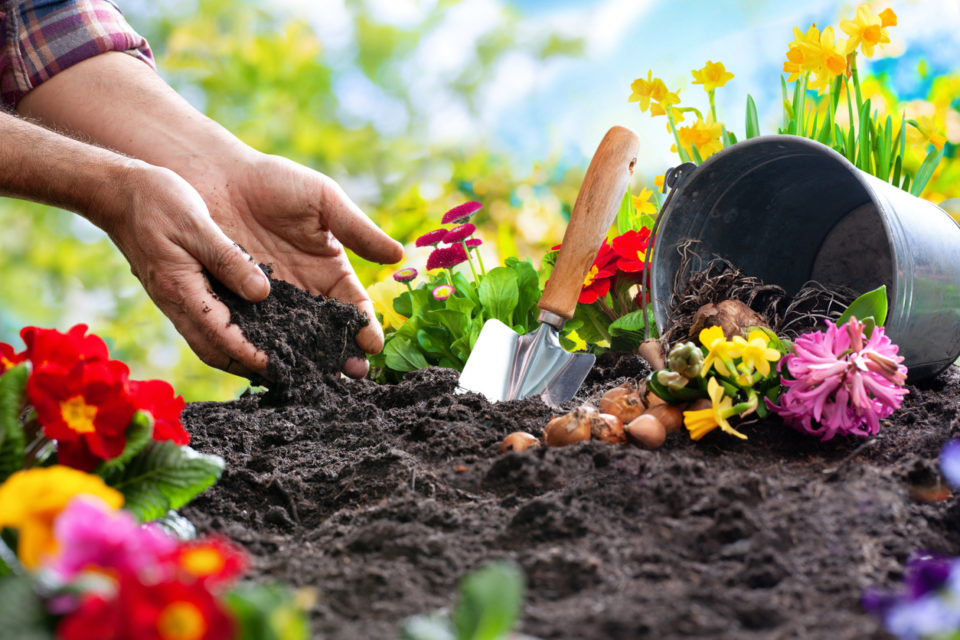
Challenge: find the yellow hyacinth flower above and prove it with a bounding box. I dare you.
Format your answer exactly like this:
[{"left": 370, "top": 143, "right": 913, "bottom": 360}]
[
  {"left": 632, "top": 187, "right": 657, "bottom": 216},
  {"left": 691, "top": 60, "right": 735, "bottom": 92},
  {"left": 840, "top": 5, "right": 896, "bottom": 58},
  {"left": 673, "top": 117, "right": 724, "bottom": 160},
  {"left": 732, "top": 330, "right": 782, "bottom": 378},
  {"left": 698, "top": 325, "right": 740, "bottom": 377},
  {"left": 683, "top": 378, "right": 747, "bottom": 441},
  {"left": 0, "top": 466, "right": 123, "bottom": 568}
]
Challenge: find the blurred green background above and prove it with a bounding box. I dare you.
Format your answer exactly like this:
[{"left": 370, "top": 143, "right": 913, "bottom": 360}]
[{"left": 1, "top": 0, "right": 958, "bottom": 400}]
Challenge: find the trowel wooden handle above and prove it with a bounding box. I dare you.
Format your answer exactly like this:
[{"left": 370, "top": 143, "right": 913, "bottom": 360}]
[{"left": 539, "top": 125, "right": 641, "bottom": 322}]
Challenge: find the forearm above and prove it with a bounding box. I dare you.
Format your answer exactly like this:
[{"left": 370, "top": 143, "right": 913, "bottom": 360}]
[
  {"left": 16, "top": 52, "right": 254, "bottom": 184},
  {"left": 0, "top": 109, "right": 139, "bottom": 227}
]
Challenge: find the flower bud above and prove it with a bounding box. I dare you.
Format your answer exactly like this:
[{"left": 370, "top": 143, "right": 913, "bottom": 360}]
[
  {"left": 667, "top": 341, "right": 703, "bottom": 379},
  {"left": 656, "top": 370, "right": 689, "bottom": 391}
]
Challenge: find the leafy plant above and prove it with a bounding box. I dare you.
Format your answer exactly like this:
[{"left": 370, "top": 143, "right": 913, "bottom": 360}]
[{"left": 401, "top": 561, "right": 528, "bottom": 640}]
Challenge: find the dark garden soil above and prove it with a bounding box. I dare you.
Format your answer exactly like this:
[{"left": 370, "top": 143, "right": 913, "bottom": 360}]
[{"left": 183, "top": 272, "right": 960, "bottom": 639}]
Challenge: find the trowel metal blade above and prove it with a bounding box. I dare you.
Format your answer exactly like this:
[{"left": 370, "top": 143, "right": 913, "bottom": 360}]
[{"left": 457, "top": 320, "right": 595, "bottom": 406}]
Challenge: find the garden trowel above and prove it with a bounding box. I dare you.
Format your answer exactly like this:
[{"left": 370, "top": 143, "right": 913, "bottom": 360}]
[{"left": 458, "top": 126, "right": 641, "bottom": 406}]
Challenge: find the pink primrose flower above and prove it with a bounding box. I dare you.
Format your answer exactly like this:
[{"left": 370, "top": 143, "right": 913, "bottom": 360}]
[
  {"left": 767, "top": 318, "right": 908, "bottom": 441},
  {"left": 49, "top": 496, "right": 177, "bottom": 580},
  {"left": 441, "top": 201, "right": 482, "bottom": 224}
]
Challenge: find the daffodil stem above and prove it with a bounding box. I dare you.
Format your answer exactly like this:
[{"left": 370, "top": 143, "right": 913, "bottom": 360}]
[
  {"left": 797, "top": 73, "right": 808, "bottom": 136},
  {"left": 460, "top": 240, "right": 478, "bottom": 282},
  {"left": 667, "top": 110, "right": 691, "bottom": 164},
  {"left": 708, "top": 89, "right": 717, "bottom": 123},
  {"left": 850, "top": 55, "right": 864, "bottom": 112}
]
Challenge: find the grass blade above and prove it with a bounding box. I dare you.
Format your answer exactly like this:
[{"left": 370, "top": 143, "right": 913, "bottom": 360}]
[
  {"left": 857, "top": 99, "right": 872, "bottom": 173},
  {"left": 745, "top": 94, "right": 760, "bottom": 139},
  {"left": 891, "top": 154, "right": 902, "bottom": 186},
  {"left": 910, "top": 146, "right": 946, "bottom": 196}
]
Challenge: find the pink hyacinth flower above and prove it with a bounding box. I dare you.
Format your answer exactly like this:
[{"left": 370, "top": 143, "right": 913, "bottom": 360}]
[
  {"left": 441, "top": 201, "right": 482, "bottom": 224},
  {"left": 415, "top": 228, "right": 448, "bottom": 247},
  {"left": 426, "top": 243, "right": 469, "bottom": 270},
  {"left": 49, "top": 496, "right": 177, "bottom": 580},
  {"left": 767, "top": 317, "right": 908, "bottom": 441}
]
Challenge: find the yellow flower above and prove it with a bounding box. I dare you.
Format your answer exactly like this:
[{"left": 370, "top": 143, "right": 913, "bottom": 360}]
[
  {"left": 732, "top": 329, "right": 782, "bottom": 378},
  {"left": 649, "top": 80, "right": 681, "bottom": 118},
  {"left": 783, "top": 25, "right": 823, "bottom": 82},
  {"left": 629, "top": 71, "right": 656, "bottom": 112},
  {"left": 366, "top": 279, "right": 409, "bottom": 332},
  {"left": 691, "top": 61, "right": 735, "bottom": 92},
  {"left": 654, "top": 174, "right": 665, "bottom": 190},
  {"left": 673, "top": 117, "right": 724, "bottom": 160},
  {"left": 840, "top": 5, "right": 896, "bottom": 58},
  {"left": 632, "top": 187, "right": 657, "bottom": 216},
  {"left": 683, "top": 378, "right": 747, "bottom": 441},
  {"left": 0, "top": 466, "right": 123, "bottom": 568},
  {"left": 698, "top": 325, "right": 740, "bottom": 377},
  {"left": 808, "top": 27, "right": 849, "bottom": 93}
]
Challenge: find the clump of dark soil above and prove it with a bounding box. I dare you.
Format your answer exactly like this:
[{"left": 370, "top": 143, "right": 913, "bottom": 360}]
[
  {"left": 183, "top": 274, "right": 960, "bottom": 639},
  {"left": 210, "top": 265, "right": 366, "bottom": 403}
]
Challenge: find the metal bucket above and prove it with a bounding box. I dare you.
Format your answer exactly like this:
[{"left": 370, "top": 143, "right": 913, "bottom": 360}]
[{"left": 649, "top": 135, "right": 960, "bottom": 380}]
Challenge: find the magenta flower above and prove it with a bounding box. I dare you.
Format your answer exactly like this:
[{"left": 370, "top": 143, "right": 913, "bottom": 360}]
[
  {"left": 432, "top": 284, "right": 455, "bottom": 301},
  {"left": 443, "top": 223, "right": 476, "bottom": 244},
  {"left": 392, "top": 267, "right": 418, "bottom": 283},
  {"left": 426, "top": 243, "right": 469, "bottom": 270},
  {"left": 465, "top": 238, "right": 482, "bottom": 249},
  {"left": 767, "top": 317, "right": 908, "bottom": 441},
  {"left": 441, "top": 201, "right": 482, "bottom": 224},
  {"left": 49, "top": 496, "right": 177, "bottom": 579},
  {"left": 415, "top": 228, "right": 447, "bottom": 247}
]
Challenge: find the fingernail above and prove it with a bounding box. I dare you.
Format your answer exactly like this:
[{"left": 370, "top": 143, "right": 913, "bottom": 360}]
[{"left": 241, "top": 272, "right": 270, "bottom": 301}]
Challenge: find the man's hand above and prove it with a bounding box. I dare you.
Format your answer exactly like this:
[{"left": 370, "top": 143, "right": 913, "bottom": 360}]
[
  {"left": 18, "top": 52, "right": 404, "bottom": 379},
  {"left": 91, "top": 161, "right": 275, "bottom": 378},
  {"left": 188, "top": 153, "right": 404, "bottom": 378}
]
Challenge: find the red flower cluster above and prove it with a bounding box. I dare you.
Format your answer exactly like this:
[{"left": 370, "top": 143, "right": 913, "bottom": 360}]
[
  {"left": 553, "top": 228, "right": 655, "bottom": 305},
  {"left": 58, "top": 538, "right": 247, "bottom": 640},
  {"left": 611, "top": 228, "right": 653, "bottom": 273},
  {"left": 0, "top": 325, "right": 188, "bottom": 471}
]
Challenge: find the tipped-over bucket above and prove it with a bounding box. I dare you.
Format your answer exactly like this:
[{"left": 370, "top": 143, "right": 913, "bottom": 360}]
[{"left": 649, "top": 135, "right": 960, "bottom": 380}]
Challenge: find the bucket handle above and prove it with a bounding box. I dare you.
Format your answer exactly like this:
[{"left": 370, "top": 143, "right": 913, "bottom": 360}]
[{"left": 642, "top": 162, "right": 697, "bottom": 340}]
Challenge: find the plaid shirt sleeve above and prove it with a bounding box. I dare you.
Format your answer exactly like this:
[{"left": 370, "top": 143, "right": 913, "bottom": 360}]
[{"left": 0, "top": 0, "right": 155, "bottom": 109}]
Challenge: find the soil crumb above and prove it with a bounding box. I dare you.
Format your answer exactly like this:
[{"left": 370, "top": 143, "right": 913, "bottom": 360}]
[{"left": 210, "top": 264, "right": 367, "bottom": 404}]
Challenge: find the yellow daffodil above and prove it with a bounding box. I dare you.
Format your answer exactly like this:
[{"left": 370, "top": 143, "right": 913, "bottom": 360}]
[
  {"left": 673, "top": 117, "right": 724, "bottom": 160},
  {"left": 691, "top": 61, "right": 735, "bottom": 92},
  {"left": 654, "top": 174, "right": 665, "bottom": 190},
  {"left": 783, "top": 25, "right": 823, "bottom": 82},
  {"left": 0, "top": 466, "right": 123, "bottom": 568},
  {"left": 629, "top": 71, "right": 656, "bottom": 112},
  {"left": 912, "top": 113, "right": 947, "bottom": 151},
  {"left": 367, "top": 279, "right": 409, "bottom": 332},
  {"left": 648, "top": 79, "right": 681, "bottom": 119},
  {"left": 683, "top": 377, "right": 747, "bottom": 441},
  {"left": 840, "top": 5, "right": 896, "bottom": 58},
  {"left": 698, "top": 325, "right": 740, "bottom": 377},
  {"left": 807, "top": 26, "right": 849, "bottom": 93},
  {"left": 732, "top": 329, "right": 782, "bottom": 378},
  {"left": 632, "top": 187, "right": 657, "bottom": 216}
]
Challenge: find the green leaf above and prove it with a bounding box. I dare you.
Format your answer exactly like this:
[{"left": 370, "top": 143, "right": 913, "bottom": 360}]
[
  {"left": 745, "top": 94, "right": 760, "bottom": 139},
  {"left": 0, "top": 365, "right": 28, "bottom": 483},
  {"left": 891, "top": 154, "right": 902, "bottom": 187},
  {"left": 384, "top": 336, "right": 431, "bottom": 372},
  {"left": 394, "top": 291, "right": 414, "bottom": 318},
  {"left": 96, "top": 410, "right": 154, "bottom": 474},
  {"left": 837, "top": 285, "right": 888, "bottom": 328},
  {"left": 453, "top": 272, "right": 481, "bottom": 307},
  {"left": 427, "top": 309, "right": 469, "bottom": 341},
  {"left": 505, "top": 257, "right": 541, "bottom": 330},
  {"left": 225, "top": 582, "right": 311, "bottom": 640},
  {"left": 0, "top": 576, "right": 51, "bottom": 640},
  {"left": 901, "top": 172, "right": 911, "bottom": 193},
  {"left": 910, "top": 145, "right": 946, "bottom": 197},
  {"left": 104, "top": 441, "right": 224, "bottom": 522},
  {"left": 451, "top": 562, "right": 524, "bottom": 640},
  {"left": 689, "top": 143, "right": 704, "bottom": 165},
  {"left": 609, "top": 310, "right": 650, "bottom": 335},
  {"left": 478, "top": 267, "right": 519, "bottom": 326},
  {"left": 616, "top": 186, "right": 633, "bottom": 235},
  {"left": 856, "top": 99, "right": 872, "bottom": 173}
]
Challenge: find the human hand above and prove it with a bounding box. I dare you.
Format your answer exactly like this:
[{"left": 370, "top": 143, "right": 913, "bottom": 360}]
[
  {"left": 185, "top": 151, "right": 404, "bottom": 379},
  {"left": 89, "top": 161, "right": 276, "bottom": 378}
]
